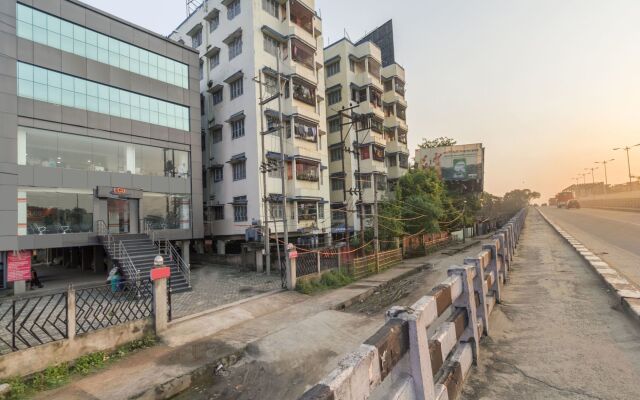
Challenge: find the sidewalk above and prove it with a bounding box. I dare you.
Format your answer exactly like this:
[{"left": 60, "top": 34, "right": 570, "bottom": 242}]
[
  {"left": 34, "top": 242, "right": 483, "bottom": 400},
  {"left": 462, "top": 210, "right": 640, "bottom": 400}
]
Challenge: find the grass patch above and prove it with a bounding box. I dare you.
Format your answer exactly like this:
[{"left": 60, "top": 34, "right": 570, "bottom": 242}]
[
  {"left": 297, "top": 270, "right": 355, "bottom": 295},
  {"left": 4, "top": 335, "right": 157, "bottom": 400}
]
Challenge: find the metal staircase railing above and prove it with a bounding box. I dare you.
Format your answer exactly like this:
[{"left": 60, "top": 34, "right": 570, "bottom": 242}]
[
  {"left": 97, "top": 220, "right": 140, "bottom": 282},
  {"left": 142, "top": 221, "right": 191, "bottom": 288}
]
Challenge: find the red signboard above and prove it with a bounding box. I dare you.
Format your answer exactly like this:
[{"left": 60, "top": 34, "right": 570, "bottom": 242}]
[
  {"left": 111, "top": 187, "right": 128, "bottom": 196},
  {"left": 150, "top": 267, "right": 171, "bottom": 281},
  {"left": 289, "top": 250, "right": 298, "bottom": 259},
  {"left": 7, "top": 251, "right": 31, "bottom": 282}
]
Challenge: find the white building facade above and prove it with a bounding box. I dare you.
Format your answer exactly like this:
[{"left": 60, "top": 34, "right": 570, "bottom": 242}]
[{"left": 171, "top": 0, "right": 330, "bottom": 253}]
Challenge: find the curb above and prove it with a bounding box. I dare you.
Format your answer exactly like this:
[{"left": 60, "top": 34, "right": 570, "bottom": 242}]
[{"left": 537, "top": 209, "right": 640, "bottom": 323}]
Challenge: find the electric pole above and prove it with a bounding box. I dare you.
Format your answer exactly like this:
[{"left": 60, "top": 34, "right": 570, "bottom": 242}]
[
  {"left": 595, "top": 159, "right": 614, "bottom": 192},
  {"left": 255, "top": 72, "right": 271, "bottom": 275},
  {"left": 613, "top": 144, "right": 640, "bottom": 187}
]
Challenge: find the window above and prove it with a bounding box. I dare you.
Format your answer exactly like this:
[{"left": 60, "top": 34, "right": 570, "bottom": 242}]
[
  {"left": 327, "top": 89, "right": 341, "bottom": 105},
  {"left": 398, "top": 130, "right": 408, "bottom": 144},
  {"left": 228, "top": 36, "right": 242, "bottom": 60},
  {"left": 351, "top": 87, "right": 367, "bottom": 103},
  {"left": 17, "top": 62, "right": 189, "bottom": 130},
  {"left": 263, "top": 0, "right": 279, "bottom": 18},
  {"left": 326, "top": 61, "right": 340, "bottom": 77},
  {"left": 213, "top": 206, "right": 224, "bottom": 220},
  {"left": 397, "top": 106, "right": 406, "bottom": 121},
  {"left": 291, "top": 39, "right": 314, "bottom": 69},
  {"left": 270, "top": 203, "right": 284, "bottom": 220},
  {"left": 209, "top": 14, "right": 219, "bottom": 33},
  {"left": 229, "top": 78, "right": 243, "bottom": 99},
  {"left": 141, "top": 193, "right": 192, "bottom": 230},
  {"left": 293, "top": 119, "right": 318, "bottom": 143},
  {"left": 297, "top": 202, "right": 317, "bottom": 221},
  {"left": 211, "top": 88, "right": 223, "bottom": 105},
  {"left": 349, "top": 59, "right": 355, "bottom": 72},
  {"left": 395, "top": 79, "right": 405, "bottom": 95},
  {"left": 200, "top": 94, "right": 205, "bottom": 116},
  {"left": 209, "top": 52, "right": 220, "bottom": 70},
  {"left": 264, "top": 74, "right": 278, "bottom": 97},
  {"left": 233, "top": 196, "right": 247, "bottom": 222},
  {"left": 212, "top": 127, "right": 223, "bottom": 143},
  {"left": 19, "top": 188, "right": 93, "bottom": 235},
  {"left": 227, "top": 0, "right": 241, "bottom": 20},
  {"left": 213, "top": 167, "right": 223, "bottom": 182},
  {"left": 267, "top": 159, "right": 282, "bottom": 178},
  {"left": 330, "top": 147, "right": 342, "bottom": 162},
  {"left": 399, "top": 154, "right": 409, "bottom": 169},
  {"left": 331, "top": 178, "right": 343, "bottom": 191},
  {"left": 371, "top": 118, "right": 383, "bottom": 133},
  {"left": 384, "top": 79, "right": 393, "bottom": 92},
  {"left": 372, "top": 145, "right": 385, "bottom": 162},
  {"left": 292, "top": 80, "right": 316, "bottom": 105},
  {"left": 191, "top": 29, "right": 202, "bottom": 48},
  {"left": 369, "top": 89, "right": 382, "bottom": 108},
  {"left": 376, "top": 175, "right": 387, "bottom": 191},
  {"left": 232, "top": 160, "right": 246, "bottom": 181},
  {"left": 360, "top": 146, "right": 370, "bottom": 160},
  {"left": 231, "top": 118, "right": 245, "bottom": 139},
  {"left": 388, "top": 155, "right": 397, "bottom": 167},
  {"left": 296, "top": 161, "right": 319, "bottom": 182},
  {"left": 357, "top": 174, "right": 371, "bottom": 189},
  {"left": 15, "top": 4, "right": 188, "bottom": 89},
  {"left": 328, "top": 118, "right": 340, "bottom": 133},
  {"left": 199, "top": 61, "right": 204, "bottom": 80},
  {"left": 17, "top": 126, "right": 190, "bottom": 177},
  {"left": 263, "top": 34, "right": 280, "bottom": 57}
]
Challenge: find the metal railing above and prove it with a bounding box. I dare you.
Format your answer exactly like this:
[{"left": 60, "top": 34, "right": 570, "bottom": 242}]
[
  {"left": 143, "top": 221, "right": 191, "bottom": 288},
  {"left": 97, "top": 220, "right": 140, "bottom": 282}
]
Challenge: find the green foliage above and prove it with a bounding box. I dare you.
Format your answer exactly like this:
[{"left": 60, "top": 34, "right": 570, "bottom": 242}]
[
  {"left": 73, "top": 352, "right": 106, "bottom": 375},
  {"left": 6, "top": 377, "right": 27, "bottom": 400},
  {"left": 417, "top": 136, "right": 457, "bottom": 149},
  {"left": 297, "top": 270, "right": 355, "bottom": 295},
  {"left": 502, "top": 189, "right": 540, "bottom": 214},
  {"left": 396, "top": 168, "right": 447, "bottom": 234}
]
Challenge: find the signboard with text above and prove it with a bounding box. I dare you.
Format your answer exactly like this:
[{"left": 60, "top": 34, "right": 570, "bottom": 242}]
[
  {"left": 415, "top": 143, "right": 485, "bottom": 192},
  {"left": 7, "top": 251, "right": 31, "bottom": 282}
]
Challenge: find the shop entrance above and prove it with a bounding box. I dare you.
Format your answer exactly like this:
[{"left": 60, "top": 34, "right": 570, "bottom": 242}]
[{"left": 107, "top": 199, "right": 130, "bottom": 233}]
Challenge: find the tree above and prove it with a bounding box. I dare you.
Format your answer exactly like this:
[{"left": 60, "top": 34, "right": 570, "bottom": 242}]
[
  {"left": 502, "top": 189, "right": 540, "bottom": 214},
  {"left": 395, "top": 168, "right": 447, "bottom": 234},
  {"left": 418, "top": 136, "right": 457, "bottom": 149}
]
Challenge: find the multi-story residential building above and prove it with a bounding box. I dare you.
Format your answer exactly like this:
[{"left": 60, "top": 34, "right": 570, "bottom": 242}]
[
  {"left": 0, "top": 0, "right": 202, "bottom": 291},
  {"left": 324, "top": 20, "right": 409, "bottom": 237},
  {"left": 171, "top": 0, "right": 330, "bottom": 254}
]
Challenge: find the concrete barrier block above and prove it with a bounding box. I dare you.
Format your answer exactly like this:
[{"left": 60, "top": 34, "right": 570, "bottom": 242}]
[{"left": 623, "top": 298, "right": 640, "bottom": 322}]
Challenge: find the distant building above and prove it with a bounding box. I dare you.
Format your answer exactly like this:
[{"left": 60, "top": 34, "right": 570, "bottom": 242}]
[{"left": 415, "top": 144, "right": 485, "bottom": 193}]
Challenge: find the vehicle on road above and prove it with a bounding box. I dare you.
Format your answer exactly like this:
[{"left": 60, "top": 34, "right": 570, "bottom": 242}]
[
  {"left": 556, "top": 191, "right": 575, "bottom": 208},
  {"left": 567, "top": 199, "right": 581, "bottom": 209}
]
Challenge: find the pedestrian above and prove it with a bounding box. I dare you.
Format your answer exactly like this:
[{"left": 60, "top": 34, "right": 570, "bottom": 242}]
[
  {"left": 107, "top": 262, "right": 122, "bottom": 293},
  {"left": 30, "top": 268, "right": 43, "bottom": 289}
]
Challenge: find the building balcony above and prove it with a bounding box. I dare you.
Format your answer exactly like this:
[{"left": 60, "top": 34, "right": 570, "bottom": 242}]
[
  {"left": 383, "top": 91, "right": 407, "bottom": 107},
  {"left": 382, "top": 63, "right": 406, "bottom": 83},
  {"left": 353, "top": 73, "right": 383, "bottom": 92},
  {"left": 386, "top": 139, "right": 408, "bottom": 155},
  {"left": 358, "top": 158, "right": 386, "bottom": 174},
  {"left": 387, "top": 165, "right": 405, "bottom": 180},
  {"left": 361, "top": 132, "right": 387, "bottom": 147},
  {"left": 384, "top": 115, "right": 408, "bottom": 132}
]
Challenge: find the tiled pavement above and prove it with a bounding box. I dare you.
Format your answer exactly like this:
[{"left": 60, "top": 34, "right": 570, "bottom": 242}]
[{"left": 170, "top": 265, "right": 283, "bottom": 319}]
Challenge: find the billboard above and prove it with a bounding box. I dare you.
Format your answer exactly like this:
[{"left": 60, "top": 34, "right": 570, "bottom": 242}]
[{"left": 415, "top": 143, "right": 484, "bottom": 192}]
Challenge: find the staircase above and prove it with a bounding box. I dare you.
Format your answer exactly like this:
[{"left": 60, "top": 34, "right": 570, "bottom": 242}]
[
  {"left": 97, "top": 221, "right": 191, "bottom": 293},
  {"left": 112, "top": 234, "right": 191, "bottom": 293}
]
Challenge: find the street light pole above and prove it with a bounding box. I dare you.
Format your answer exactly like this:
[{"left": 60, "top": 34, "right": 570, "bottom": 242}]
[
  {"left": 584, "top": 167, "right": 598, "bottom": 184},
  {"left": 613, "top": 144, "right": 640, "bottom": 185},
  {"left": 595, "top": 159, "right": 614, "bottom": 192}
]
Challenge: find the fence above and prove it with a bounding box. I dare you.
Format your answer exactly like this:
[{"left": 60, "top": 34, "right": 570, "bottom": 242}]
[
  {"left": 0, "top": 280, "right": 154, "bottom": 356},
  {"left": 0, "top": 292, "right": 67, "bottom": 355},
  {"left": 299, "top": 208, "right": 527, "bottom": 400},
  {"left": 403, "top": 232, "right": 452, "bottom": 258},
  {"left": 75, "top": 280, "right": 153, "bottom": 334}
]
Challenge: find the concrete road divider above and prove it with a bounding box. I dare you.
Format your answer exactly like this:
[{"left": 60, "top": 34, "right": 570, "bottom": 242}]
[{"left": 298, "top": 209, "right": 527, "bottom": 400}]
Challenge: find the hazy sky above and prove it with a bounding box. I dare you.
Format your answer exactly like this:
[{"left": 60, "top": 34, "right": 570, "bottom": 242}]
[{"left": 81, "top": 0, "right": 640, "bottom": 201}]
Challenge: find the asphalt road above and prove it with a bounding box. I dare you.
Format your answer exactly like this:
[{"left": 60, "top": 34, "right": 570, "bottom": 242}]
[{"left": 539, "top": 207, "right": 640, "bottom": 288}]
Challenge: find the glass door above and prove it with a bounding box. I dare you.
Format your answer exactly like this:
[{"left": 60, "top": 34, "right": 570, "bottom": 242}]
[{"left": 107, "top": 199, "right": 130, "bottom": 233}]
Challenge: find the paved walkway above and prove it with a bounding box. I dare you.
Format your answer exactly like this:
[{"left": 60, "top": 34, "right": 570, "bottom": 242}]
[
  {"left": 462, "top": 211, "right": 640, "bottom": 400},
  {"left": 34, "top": 242, "right": 483, "bottom": 400}
]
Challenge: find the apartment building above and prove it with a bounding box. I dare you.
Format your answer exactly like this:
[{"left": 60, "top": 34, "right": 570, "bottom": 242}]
[
  {"left": 0, "top": 0, "right": 202, "bottom": 290},
  {"left": 324, "top": 20, "right": 409, "bottom": 237},
  {"left": 171, "top": 0, "right": 330, "bottom": 253}
]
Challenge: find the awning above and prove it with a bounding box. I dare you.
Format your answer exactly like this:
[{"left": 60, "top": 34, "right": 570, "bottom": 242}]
[
  {"left": 261, "top": 25, "right": 288, "bottom": 43},
  {"left": 223, "top": 70, "right": 244, "bottom": 83},
  {"left": 186, "top": 23, "right": 202, "bottom": 37},
  {"left": 225, "top": 111, "right": 245, "bottom": 123},
  {"left": 206, "top": 82, "right": 223, "bottom": 93},
  {"left": 227, "top": 153, "right": 247, "bottom": 163},
  {"left": 330, "top": 172, "right": 346, "bottom": 178},
  {"left": 204, "top": 46, "right": 221, "bottom": 58},
  {"left": 204, "top": 8, "right": 220, "bottom": 20},
  {"left": 268, "top": 193, "right": 285, "bottom": 203},
  {"left": 208, "top": 123, "right": 223, "bottom": 130},
  {"left": 290, "top": 196, "right": 324, "bottom": 202},
  {"left": 292, "top": 155, "right": 321, "bottom": 164},
  {"left": 265, "top": 109, "right": 291, "bottom": 120},
  {"left": 326, "top": 83, "right": 342, "bottom": 92},
  {"left": 223, "top": 27, "right": 242, "bottom": 45},
  {"left": 324, "top": 55, "right": 340, "bottom": 66},
  {"left": 266, "top": 151, "right": 283, "bottom": 160}
]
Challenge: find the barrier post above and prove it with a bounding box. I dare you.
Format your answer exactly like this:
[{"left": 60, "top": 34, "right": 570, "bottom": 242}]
[
  {"left": 448, "top": 265, "right": 481, "bottom": 363},
  {"left": 67, "top": 285, "right": 76, "bottom": 341},
  {"left": 483, "top": 241, "right": 502, "bottom": 303},
  {"left": 151, "top": 262, "right": 170, "bottom": 334},
  {"left": 464, "top": 254, "right": 490, "bottom": 335}
]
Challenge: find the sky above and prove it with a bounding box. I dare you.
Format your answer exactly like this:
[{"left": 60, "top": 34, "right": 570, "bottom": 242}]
[{"left": 81, "top": 0, "right": 640, "bottom": 201}]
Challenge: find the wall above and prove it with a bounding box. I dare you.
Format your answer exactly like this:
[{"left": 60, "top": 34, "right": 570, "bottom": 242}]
[
  {"left": 0, "top": 319, "right": 152, "bottom": 379},
  {"left": 578, "top": 190, "right": 640, "bottom": 211}
]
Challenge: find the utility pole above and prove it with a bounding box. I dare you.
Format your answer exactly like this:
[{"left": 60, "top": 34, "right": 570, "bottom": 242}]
[
  {"left": 255, "top": 72, "right": 270, "bottom": 275},
  {"left": 584, "top": 166, "right": 598, "bottom": 184},
  {"left": 354, "top": 124, "right": 365, "bottom": 251},
  {"left": 614, "top": 144, "right": 640, "bottom": 186},
  {"left": 276, "top": 47, "right": 292, "bottom": 289},
  {"left": 595, "top": 159, "right": 614, "bottom": 192},
  {"left": 338, "top": 107, "right": 349, "bottom": 245},
  {"left": 373, "top": 173, "right": 380, "bottom": 272}
]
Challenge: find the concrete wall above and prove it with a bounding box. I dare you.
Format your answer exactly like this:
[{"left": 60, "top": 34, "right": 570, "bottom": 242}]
[
  {"left": 0, "top": 319, "right": 152, "bottom": 379},
  {"left": 578, "top": 190, "right": 640, "bottom": 211}
]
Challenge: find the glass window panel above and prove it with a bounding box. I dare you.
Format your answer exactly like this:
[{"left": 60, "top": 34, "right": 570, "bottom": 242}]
[
  {"left": 142, "top": 193, "right": 168, "bottom": 229},
  {"left": 61, "top": 35, "right": 73, "bottom": 53},
  {"left": 34, "top": 83, "right": 47, "bottom": 102},
  {"left": 32, "top": 9, "right": 47, "bottom": 28},
  {"left": 48, "top": 70, "right": 61, "bottom": 87},
  {"left": 86, "top": 30, "right": 97, "bottom": 46},
  {"left": 61, "top": 89, "right": 74, "bottom": 107},
  {"left": 48, "top": 86, "right": 61, "bottom": 104},
  {"left": 61, "top": 74, "right": 74, "bottom": 90},
  {"left": 87, "top": 95, "right": 98, "bottom": 112},
  {"left": 74, "top": 92, "right": 86, "bottom": 109},
  {"left": 18, "top": 63, "right": 33, "bottom": 81},
  {"left": 88, "top": 82, "right": 100, "bottom": 98},
  {"left": 47, "top": 15, "right": 60, "bottom": 33},
  {"left": 58, "top": 134, "right": 92, "bottom": 170},
  {"left": 25, "top": 129, "right": 58, "bottom": 167},
  {"left": 174, "top": 151, "right": 189, "bottom": 178},
  {"left": 17, "top": 21, "right": 33, "bottom": 41},
  {"left": 73, "top": 25, "right": 85, "bottom": 41},
  {"left": 17, "top": 4, "right": 32, "bottom": 23},
  {"left": 18, "top": 79, "right": 33, "bottom": 98},
  {"left": 74, "top": 39, "right": 86, "bottom": 57},
  {"left": 47, "top": 32, "right": 60, "bottom": 48},
  {"left": 140, "top": 146, "right": 163, "bottom": 176},
  {"left": 91, "top": 137, "right": 119, "bottom": 172},
  {"left": 60, "top": 20, "right": 73, "bottom": 38},
  {"left": 97, "top": 33, "right": 108, "bottom": 49},
  {"left": 97, "top": 47, "right": 108, "bottom": 63},
  {"left": 33, "top": 26, "right": 47, "bottom": 44},
  {"left": 26, "top": 191, "right": 59, "bottom": 234},
  {"left": 86, "top": 44, "right": 98, "bottom": 60},
  {"left": 34, "top": 66, "right": 47, "bottom": 84}
]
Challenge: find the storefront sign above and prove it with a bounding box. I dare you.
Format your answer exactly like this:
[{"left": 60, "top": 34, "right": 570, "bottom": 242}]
[
  {"left": 111, "top": 187, "right": 128, "bottom": 196},
  {"left": 7, "top": 251, "right": 31, "bottom": 282},
  {"left": 96, "top": 186, "right": 143, "bottom": 199}
]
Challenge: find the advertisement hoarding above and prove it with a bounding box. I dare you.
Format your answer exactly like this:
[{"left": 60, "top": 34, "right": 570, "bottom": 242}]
[{"left": 415, "top": 143, "right": 484, "bottom": 192}]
